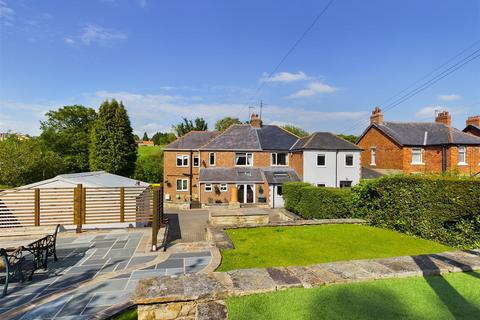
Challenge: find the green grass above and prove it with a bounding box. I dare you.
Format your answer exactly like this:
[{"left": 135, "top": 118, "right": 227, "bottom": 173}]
[
  {"left": 137, "top": 145, "right": 163, "bottom": 158},
  {"left": 217, "top": 225, "right": 452, "bottom": 271},
  {"left": 111, "top": 307, "right": 137, "bottom": 320},
  {"left": 227, "top": 272, "right": 480, "bottom": 320},
  {"left": 0, "top": 185, "right": 12, "bottom": 190}
]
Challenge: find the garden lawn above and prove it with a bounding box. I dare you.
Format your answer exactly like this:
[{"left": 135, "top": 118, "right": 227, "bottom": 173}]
[
  {"left": 227, "top": 271, "right": 480, "bottom": 320},
  {"left": 137, "top": 145, "right": 163, "bottom": 158},
  {"left": 217, "top": 224, "right": 452, "bottom": 271}
]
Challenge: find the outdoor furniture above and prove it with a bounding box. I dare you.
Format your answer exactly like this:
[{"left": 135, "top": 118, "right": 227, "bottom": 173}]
[
  {"left": 0, "top": 224, "right": 61, "bottom": 295},
  {"left": 0, "top": 247, "right": 25, "bottom": 297}
]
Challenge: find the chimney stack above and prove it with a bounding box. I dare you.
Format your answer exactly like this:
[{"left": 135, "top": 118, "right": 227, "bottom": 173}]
[
  {"left": 466, "top": 115, "right": 480, "bottom": 128},
  {"left": 435, "top": 111, "right": 451, "bottom": 127},
  {"left": 370, "top": 107, "right": 383, "bottom": 125},
  {"left": 250, "top": 113, "right": 262, "bottom": 128}
]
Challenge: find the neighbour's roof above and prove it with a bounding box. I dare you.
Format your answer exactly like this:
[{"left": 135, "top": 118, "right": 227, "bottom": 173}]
[
  {"left": 291, "top": 132, "right": 361, "bottom": 151},
  {"left": 199, "top": 167, "right": 264, "bottom": 183},
  {"left": 463, "top": 124, "right": 480, "bottom": 136},
  {"left": 200, "top": 124, "right": 299, "bottom": 151},
  {"left": 164, "top": 131, "right": 219, "bottom": 150},
  {"left": 359, "top": 122, "right": 480, "bottom": 146},
  {"left": 18, "top": 171, "right": 149, "bottom": 189},
  {"left": 262, "top": 168, "right": 301, "bottom": 184}
]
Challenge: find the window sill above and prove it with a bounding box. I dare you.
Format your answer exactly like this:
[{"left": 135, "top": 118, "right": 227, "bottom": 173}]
[
  {"left": 271, "top": 164, "right": 289, "bottom": 167},
  {"left": 457, "top": 162, "right": 468, "bottom": 166},
  {"left": 410, "top": 162, "right": 425, "bottom": 165},
  {"left": 370, "top": 163, "right": 376, "bottom": 166},
  {"left": 316, "top": 165, "right": 327, "bottom": 168}
]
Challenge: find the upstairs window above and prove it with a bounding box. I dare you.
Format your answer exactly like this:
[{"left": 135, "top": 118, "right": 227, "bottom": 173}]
[
  {"left": 209, "top": 152, "right": 216, "bottom": 166},
  {"left": 345, "top": 154, "right": 354, "bottom": 167},
  {"left": 411, "top": 148, "right": 423, "bottom": 164},
  {"left": 458, "top": 146, "right": 467, "bottom": 164},
  {"left": 193, "top": 155, "right": 199, "bottom": 167},
  {"left": 317, "top": 154, "right": 326, "bottom": 167},
  {"left": 371, "top": 147, "right": 376, "bottom": 166},
  {"left": 271, "top": 153, "right": 288, "bottom": 166},
  {"left": 235, "top": 153, "right": 253, "bottom": 166},
  {"left": 176, "top": 155, "right": 189, "bottom": 167},
  {"left": 220, "top": 184, "right": 228, "bottom": 192}
]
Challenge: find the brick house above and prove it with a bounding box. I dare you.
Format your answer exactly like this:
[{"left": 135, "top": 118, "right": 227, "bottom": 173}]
[
  {"left": 164, "top": 114, "right": 361, "bottom": 208},
  {"left": 463, "top": 115, "right": 480, "bottom": 137},
  {"left": 357, "top": 108, "right": 480, "bottom": 176}
]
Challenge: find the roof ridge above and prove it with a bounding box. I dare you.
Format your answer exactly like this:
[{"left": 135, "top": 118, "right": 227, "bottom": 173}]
[{"left": 303, "top": 132, "right": 318, "bottom": 149}]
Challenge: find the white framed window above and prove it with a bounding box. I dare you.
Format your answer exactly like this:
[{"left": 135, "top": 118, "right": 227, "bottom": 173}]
[
  {"left": 235, "top": 152, "right": 253, "bottom": 166},
  {"left": 176, "top": 179, "right": 189, "bottom": 191},
  {"left": 317, "top": 154, "right": 326, "bottom": 167},
  {"left": 271, "top": 153, "right": 288, "bottom": 166},
  {"left": 458, "top": 146, "right": 467, "bottom": 164},
  {"left": 371, "top": 147, "right": 376, "bottom": 166},
  {"left": 220, "top": 184, "right": 228, "bottom": 192},
  {"left": 209, "top": 152, "right": 216, "bottom": 166},
  {"left": 345, "top": 154, "right": 354, "bottom": 167},
  {"left": 204, "top": 184, "right": 213, "bottom": 192},
  {"left": 193, "top": 155, "right": 199, "bottom": 167},
  {"left": 411, "top": 148, "right": 424, "bottom": 164},
  {"left": 176, "top": 155, "right": 189, "bottom": 167}
]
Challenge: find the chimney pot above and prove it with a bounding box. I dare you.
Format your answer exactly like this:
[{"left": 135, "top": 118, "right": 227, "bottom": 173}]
[
  {"left": 435, "top": 110, "right": 451, "bottom": 127},
  {"left": 370, "top": 106, "right": 383, "bottom": 125}
]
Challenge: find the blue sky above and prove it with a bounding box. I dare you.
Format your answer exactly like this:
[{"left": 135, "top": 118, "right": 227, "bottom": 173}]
[{"left": 0, "top": 0, "right": 479, "bottom": 136}]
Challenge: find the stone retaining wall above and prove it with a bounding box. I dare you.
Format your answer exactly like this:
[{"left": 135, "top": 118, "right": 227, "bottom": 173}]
[{"left": 133, "top": 249, "right": 480, "bottom": 320}]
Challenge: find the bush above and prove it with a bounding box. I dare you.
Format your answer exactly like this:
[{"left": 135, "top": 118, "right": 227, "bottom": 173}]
[
  {"left": 353, "top": 176, "right": 480, "bottom": 248},
  {"left": 283, "top": 182, "right": 352, "bottom": 219}
]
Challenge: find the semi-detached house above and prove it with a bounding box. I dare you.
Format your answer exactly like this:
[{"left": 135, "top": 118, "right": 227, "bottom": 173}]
[{"left": 163, "top": 114, "right": 361, "bottom": 208}]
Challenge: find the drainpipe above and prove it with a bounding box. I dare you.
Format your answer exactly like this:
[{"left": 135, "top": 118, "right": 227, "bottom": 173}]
[
  {"left": 189, "top": 150, "right": 193, "bottom": 207},
  {"left": 335, "top": 151, "right": 338, "bottom": 187},
  {"left": 442, "top": 145, "right": 447, "bottom": 175}
]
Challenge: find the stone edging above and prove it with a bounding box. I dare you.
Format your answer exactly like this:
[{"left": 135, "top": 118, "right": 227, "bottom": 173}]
[{"left": 132, "top": 249, "right": 480, "bottom": 319}]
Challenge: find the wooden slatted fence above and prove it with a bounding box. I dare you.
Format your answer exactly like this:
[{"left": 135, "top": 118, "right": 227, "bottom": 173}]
[{"left": 0, "top": 185, "right": 162, "bottom": 231}]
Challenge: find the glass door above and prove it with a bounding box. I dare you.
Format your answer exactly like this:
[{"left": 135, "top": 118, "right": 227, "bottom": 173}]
[
  {"left": 246, "top": 185, "right": 254, "bottom": 203},
  {"left": 237, "top": 185, "right": 245, "bottom": 203}
]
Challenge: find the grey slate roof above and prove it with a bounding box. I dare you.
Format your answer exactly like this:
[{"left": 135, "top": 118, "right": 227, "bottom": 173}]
[
  {"left": 291, "top": 132, "right": 361, "bottom": 151},
  {"left": 257, "top": 125, "right": 300, "bottom": 150},
  {"left": 164, "top": 131, "right": 219, "bottom": 150},
  {"left": 262, "top": 168, "right": 300, "bottom": 184},
  {"left": 201, "top": 124, "right": 298, "bottom": 151},
  {"left": 367, "top": 122, "right": 480, "bottom": 146},
  {"left": 199, "top": 167, "right": 264, "bottom": 183}
]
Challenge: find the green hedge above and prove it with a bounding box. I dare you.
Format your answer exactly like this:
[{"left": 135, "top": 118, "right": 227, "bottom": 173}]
[
  {"left": 283, "top": 176, "right": 480, "bottom": 248},
  {"left": 354, "top": 176, "right": 480, "bottom": 248},
  {"left": 283, "top": 182, "right": 352, "bottom": 219}
]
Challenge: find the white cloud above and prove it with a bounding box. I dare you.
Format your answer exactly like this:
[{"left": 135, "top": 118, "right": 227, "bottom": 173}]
[
  {"left": 0, "top": 1, "right": 14, "bottom": 26},
  {"left": 287, "top": 81, "right": 338, "bottom": 98},
  {"left": 69, "top": 23, "right": 127, "bottom": 46},
  {"left": 415, "top": 106, "right": 469, "bottom": 119},
  {"left": 260, "top": 71, "right": 310, "bottom": 83},
  {"left": 438, "top": 94, "right": 461, "bottom": 101},
  {"left": 64, "top": 37, "right": 75, "bottom": 44}
]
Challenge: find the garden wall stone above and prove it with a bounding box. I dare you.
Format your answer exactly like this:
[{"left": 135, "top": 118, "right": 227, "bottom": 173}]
[{"left": 134, "top": 249, "right": 480, "bottom": 320}]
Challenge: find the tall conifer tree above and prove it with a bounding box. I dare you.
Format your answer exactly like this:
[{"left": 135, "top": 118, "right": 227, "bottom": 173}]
[{"left": 89, "top": 99, "right": 137, "bottom": 176}]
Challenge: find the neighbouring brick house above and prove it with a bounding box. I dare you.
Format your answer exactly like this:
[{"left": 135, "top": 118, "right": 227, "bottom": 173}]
[
  {"left": 463, "top": 115, "right": 480, "bottom": 137},
  {"left": 163, "top": 114, "right": 361, "bottom": 208},
  {"left": 357, "top": 107, "right": 480, "bottom": 176}
]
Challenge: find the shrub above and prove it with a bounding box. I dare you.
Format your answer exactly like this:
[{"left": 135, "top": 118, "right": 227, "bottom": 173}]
[
  {"left": 353, "top": 176, "right": 480, "bottom": 248},
  {"left": 283, "top": 182, "right": 352, "bottom": 219}
]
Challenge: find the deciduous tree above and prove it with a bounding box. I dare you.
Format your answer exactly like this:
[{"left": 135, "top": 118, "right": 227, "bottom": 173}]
[
  {"left": 214, "top": 117, "right": 242, "bottom": 132},
  {"left": 173, "top": 117, "right": 208, "bottom": 136},
  {"left": 281, "top": 124, "right": 309, "bottom": 137}
]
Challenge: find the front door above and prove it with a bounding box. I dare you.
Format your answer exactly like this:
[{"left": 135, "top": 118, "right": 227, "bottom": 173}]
[
  {"left": 269, "top": 185, "right": 285, "bottom": 208},
  {"left": 237, "top": 184, "right": 255, "bottom": 204}
]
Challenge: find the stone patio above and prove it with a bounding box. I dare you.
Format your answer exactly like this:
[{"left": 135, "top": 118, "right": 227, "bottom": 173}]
[{"left": 0, "top": 229, "right": 213, "bottom": 320}]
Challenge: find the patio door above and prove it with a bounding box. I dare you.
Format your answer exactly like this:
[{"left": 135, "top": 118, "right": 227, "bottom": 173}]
[{"left": 237, "top": 184, "right": 255, "bottom": 204}]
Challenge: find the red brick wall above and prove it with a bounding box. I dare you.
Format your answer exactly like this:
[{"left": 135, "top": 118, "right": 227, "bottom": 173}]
[
  {"left": 289, "top": 152, "right": 303, "bottom": 180},
  {"left": 163, "top": 151, "right": 201, "bottom": 203},
  {"left": 357, "top": 126, "right": 404, "bottom": 170}
]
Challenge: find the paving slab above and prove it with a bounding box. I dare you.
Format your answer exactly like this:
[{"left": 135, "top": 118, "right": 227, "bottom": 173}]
[
  {"left": 227, "top": 269, "right": 276, "bottom": 295},
  {"left": 266, "top": 267, "right": 303, "bottom": 289}
]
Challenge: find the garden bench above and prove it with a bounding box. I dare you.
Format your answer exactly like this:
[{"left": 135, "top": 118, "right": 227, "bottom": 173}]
[
  {"left": 0, "top": 224, "right": 61, "bottom": 296},
  {"left": 0, "top": 247, "right": 25, "bottom": 297}
]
